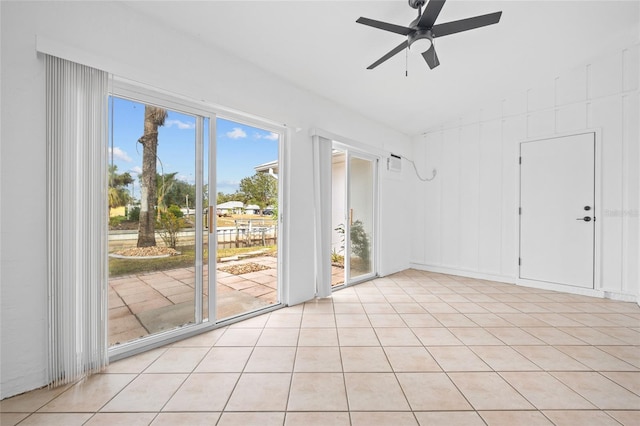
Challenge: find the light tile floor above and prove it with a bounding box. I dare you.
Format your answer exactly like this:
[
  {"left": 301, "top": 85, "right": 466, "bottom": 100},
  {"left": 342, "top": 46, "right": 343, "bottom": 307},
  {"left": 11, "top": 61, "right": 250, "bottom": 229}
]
[{"left": 2, "top": 269, "right": 639, "bottom": 425}]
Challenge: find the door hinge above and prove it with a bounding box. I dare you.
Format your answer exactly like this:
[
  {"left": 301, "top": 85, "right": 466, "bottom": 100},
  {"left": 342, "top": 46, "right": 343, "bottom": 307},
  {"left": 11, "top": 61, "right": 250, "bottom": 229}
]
[
  {"left": 519, "top": 207, "right": 522, "bottom": 215},
  {"left": 518, "top": 258, "right": 521, "bottom": 266},
  {"left": 519, "top": 156, "right": 522, "bottom": 164}
]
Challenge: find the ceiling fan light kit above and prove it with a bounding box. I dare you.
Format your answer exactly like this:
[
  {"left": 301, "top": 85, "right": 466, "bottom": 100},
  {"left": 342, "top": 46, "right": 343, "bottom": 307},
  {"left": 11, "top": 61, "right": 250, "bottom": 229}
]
[
  {"left": 357, "top": 0, "right": 502, "bottom": 71},
  {"left": 408, "top": 29, "right": 433, "bottom": 51}
]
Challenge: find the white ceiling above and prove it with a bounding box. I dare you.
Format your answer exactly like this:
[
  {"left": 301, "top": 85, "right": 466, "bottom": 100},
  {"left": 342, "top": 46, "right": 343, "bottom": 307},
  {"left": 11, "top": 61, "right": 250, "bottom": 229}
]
[{"left": 123, "top": 1, "right": 639, "bottom": 136}]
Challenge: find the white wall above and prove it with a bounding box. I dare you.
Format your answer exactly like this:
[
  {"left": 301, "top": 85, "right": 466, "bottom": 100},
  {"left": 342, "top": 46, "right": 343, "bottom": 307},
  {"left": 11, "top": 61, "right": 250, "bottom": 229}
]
[
  {"left": 411, "top": 40, "right": 640, "bottom": 301},
  {"left": 0, "top": 1, "right": 411, "bottom": 399}
]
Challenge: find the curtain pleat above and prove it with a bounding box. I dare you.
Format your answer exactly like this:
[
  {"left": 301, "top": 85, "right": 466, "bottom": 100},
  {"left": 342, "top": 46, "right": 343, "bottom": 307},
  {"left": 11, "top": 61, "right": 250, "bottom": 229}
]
[
  {"left": 46, "top": 55, "right": 109, "bottom": 387},
  {"left": 312, "top": 136, "right": 333, "bottom": 298}
]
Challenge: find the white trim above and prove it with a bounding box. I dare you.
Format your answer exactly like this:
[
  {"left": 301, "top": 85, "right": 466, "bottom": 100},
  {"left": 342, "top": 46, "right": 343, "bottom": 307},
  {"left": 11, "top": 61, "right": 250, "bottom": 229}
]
[
  {"left": 410, "top": 263, "right": 515, "bottom": 285},
  {"left": 36, "top": 35, "right": 120, "bottom": 74},
  {"left": 310, "top": 128, "right": 389, "bottom": 158},
  {"left": 410, "top": 263, "right": 637, "bottom": 302},
  {"left": 114, "top": 78, "right": 288, "bottom": 133},
  {"left": 277, "top": 127, "right": 289, "bottom": 306},
  {"left": 517, "top": 278, "right": 638, "bottom": 302}
]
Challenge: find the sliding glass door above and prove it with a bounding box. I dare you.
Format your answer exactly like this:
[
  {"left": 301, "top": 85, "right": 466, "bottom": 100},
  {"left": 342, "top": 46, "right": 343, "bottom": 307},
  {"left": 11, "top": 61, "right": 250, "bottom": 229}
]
[
  {"left": 108, "top": 97, "right": 201, "bottom": 346},
  {"left": 107, "top": 88, "right": 282, "bottom": 354},
  {"left": 214, "top": 118, "right": 280, "bottom": 321},
  {"left": 348, "top": 155, "right": 375, "bottom": 280},
  {"left": 331, "top": 146, "right": 377, "bottom": 287}
]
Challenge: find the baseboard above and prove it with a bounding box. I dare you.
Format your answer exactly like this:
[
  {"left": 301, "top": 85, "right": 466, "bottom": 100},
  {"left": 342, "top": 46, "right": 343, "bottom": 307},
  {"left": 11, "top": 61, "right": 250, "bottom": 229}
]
[
  {"left": 409, "top": 263, "right": 515, "bottom": 284},
  {"left": 409, "top": 263, "right": 639, "bottom": 303},
  {"left": 516, "top": 279, "right": 638, "bottom": 302},
  {"left": 379, "top": 263, "right": 412, "bottom": 278}
]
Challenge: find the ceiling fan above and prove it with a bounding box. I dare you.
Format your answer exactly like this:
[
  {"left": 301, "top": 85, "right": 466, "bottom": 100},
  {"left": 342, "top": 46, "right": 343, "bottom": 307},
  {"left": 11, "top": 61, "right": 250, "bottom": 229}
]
[{"left": 356, "top": 0, "right": 502, "bottom": 70}]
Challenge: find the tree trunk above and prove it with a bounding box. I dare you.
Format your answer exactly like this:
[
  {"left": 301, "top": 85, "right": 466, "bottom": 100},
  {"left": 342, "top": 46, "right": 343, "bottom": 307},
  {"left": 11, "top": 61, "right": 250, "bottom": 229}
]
[{"left": 137, "top": 106, "right": 167, "bottom": 247}]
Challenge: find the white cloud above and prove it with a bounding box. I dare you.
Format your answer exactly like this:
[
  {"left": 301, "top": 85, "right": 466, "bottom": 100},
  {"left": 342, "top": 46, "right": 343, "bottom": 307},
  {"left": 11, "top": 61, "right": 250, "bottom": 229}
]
[
  {"left": 218, "top": 179, "right": 240, "bottom": 187},
  {"left": 226, "top": 128, "right": 247, "bottom": 139},
  {"left": 165, "top": 119, "right": 195, "bottom": 130},
  {"left": 109, "top": 146, "right": 132, "bottom": 162},
  {"left": 130, "top": 166, "right": 142, "bottom": 176},
  {"left": 255, "top": 132, "right": 279, "bottom": 141}
]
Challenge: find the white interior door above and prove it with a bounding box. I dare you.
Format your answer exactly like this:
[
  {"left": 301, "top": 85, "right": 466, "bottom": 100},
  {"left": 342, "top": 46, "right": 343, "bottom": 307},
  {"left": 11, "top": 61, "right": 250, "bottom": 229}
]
[{"left": 519, "top": 133, "right": 595, "bottom": 289}]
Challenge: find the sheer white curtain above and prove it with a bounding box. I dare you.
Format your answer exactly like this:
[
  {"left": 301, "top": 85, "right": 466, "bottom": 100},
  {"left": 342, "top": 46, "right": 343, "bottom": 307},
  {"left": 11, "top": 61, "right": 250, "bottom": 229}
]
[
  {"left": 45, "top": 55, "right": 109, "bottom": 387},
  {"left": 312, "top": 135, "right": 333, "bottom": 298}
]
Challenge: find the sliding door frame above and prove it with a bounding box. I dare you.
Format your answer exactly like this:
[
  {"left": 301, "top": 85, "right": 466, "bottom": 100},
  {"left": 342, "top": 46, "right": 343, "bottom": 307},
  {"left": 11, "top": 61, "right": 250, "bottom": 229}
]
[
  {"left": 333, "top": 141, "right": 379, "bottom": 288},
  {"left": 109, "top": 81, "right": 287, "bottom": 361}
]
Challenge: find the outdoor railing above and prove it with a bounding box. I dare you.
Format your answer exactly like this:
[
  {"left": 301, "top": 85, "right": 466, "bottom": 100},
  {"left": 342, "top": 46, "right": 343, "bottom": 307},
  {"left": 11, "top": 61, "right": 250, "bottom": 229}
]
[{"left": 108, "top": 220, "right": 277, "bottom": 250}]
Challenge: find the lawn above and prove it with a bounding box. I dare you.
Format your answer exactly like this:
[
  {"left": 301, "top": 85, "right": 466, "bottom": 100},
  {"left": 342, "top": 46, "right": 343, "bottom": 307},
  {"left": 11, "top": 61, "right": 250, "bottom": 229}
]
[{"left": 109, "top": 244, "right": 277, "bottom": 277}]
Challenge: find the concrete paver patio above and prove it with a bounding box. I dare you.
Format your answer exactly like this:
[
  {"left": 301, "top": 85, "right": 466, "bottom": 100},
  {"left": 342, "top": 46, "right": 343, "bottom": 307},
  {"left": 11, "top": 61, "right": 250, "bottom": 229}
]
[
  {"left": 109, "top": 256, "right": 277, "bottom": 346},
  {"left": 109, "top": 255, "right": 345, "bottom": 346}
]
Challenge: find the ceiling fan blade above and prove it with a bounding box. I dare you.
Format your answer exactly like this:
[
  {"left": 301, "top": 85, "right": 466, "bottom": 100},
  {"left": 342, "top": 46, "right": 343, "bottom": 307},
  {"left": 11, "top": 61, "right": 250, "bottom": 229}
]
[
  {"left": 367, "top": 40, "right": 409, "bottom": 69},
  {"left": 431, "top": 11, "right": 502, "bottom": 37},
  {"left": 356, "top": 17, "right": 412, "bottom": 36},
  {"left": 422, "top": 44, "right": 440, "bottom": 69},
  {"left": 418, "top": 0, "right": 446, "bottom": 28}
]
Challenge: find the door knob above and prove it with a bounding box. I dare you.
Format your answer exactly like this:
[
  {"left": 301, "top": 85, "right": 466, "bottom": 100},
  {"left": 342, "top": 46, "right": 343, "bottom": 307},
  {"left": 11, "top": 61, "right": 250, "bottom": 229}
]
[
  {"left": 577, "top": 216, "right": 592, "bottom": 222},
  {"left": 584, "top": 206, "right": 591, "bottom": 211}
]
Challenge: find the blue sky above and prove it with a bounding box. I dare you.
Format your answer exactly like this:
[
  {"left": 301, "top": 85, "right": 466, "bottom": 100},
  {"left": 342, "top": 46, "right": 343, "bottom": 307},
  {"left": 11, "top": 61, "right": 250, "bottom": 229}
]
[{"left": 109, "top": 96, "right": 279, "bottom": 200}]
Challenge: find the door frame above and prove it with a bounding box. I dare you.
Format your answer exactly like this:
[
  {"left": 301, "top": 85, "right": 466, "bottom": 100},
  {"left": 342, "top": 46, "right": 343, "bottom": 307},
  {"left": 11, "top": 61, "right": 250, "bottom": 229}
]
[
  {"left": 515, "top": 129, "right": 603, "bottom": 296},
  {"left": 332, "top": 141, "right": 380, "bottom": 287},
  {"left": 108, "top": 80, "right": 287, "bottom": 361}
]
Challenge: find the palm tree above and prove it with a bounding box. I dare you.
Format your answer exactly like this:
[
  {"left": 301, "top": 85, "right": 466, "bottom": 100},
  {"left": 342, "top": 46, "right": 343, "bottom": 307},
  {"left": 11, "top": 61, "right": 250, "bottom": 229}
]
[
  {"left": 108, "top": 165, "right": 133, "bottom": 209},
  {"left": 156, "top": 171, "right": 178, "bottom": 221},
  {"left": 137, "top": 105, "right": 167, "bottom": 247}
]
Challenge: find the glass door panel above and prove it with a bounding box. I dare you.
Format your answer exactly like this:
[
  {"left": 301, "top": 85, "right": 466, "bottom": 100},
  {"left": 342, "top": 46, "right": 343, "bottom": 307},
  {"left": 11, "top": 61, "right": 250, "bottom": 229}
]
[
  {"left": 348, "top": 155, "right": 375, "bottom": 280},
  {"left": 108, "top": 96, "right": 198, "bottom": 346},
  {"left": 214, "top": 118, "right": 280, "bottom": 320}
]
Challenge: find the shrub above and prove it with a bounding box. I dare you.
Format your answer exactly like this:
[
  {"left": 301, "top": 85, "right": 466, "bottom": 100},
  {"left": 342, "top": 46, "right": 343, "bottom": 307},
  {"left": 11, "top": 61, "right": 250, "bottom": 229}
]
[
  {"left": 157, "top": 211, "right": 185, "bottom": 249},
  {"left": 331, "top": 249, "right": 344, "bottom": 266},
  {"left": 128, "top": 206, "right": 140, "bottom": 221},
  {"left": 350, "top": 220, "right": 370, "bottom": 270},
  {"left": 167, "top": 204, "right": 184, "bottom": 218},
  {"left": 109, "top": 215, "right": 126, "bottom": 227},
  {"left": 334, "top": 221, "right": 370, "bottom": 269}
]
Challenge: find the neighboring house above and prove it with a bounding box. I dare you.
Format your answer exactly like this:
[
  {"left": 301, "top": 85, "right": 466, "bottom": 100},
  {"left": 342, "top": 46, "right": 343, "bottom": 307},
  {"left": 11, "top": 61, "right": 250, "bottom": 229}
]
[
  {"left": 244, "top": 204, "right": 261, "bottom": 214},
  {"left": 254, "top": 159, "right": 278, "bottom": 178},
  {"left": 216, "top": 201, "right": 244, "bottom": 215},
  {"left": 109, "top": 206, "right": 126, "bottom": 218}
]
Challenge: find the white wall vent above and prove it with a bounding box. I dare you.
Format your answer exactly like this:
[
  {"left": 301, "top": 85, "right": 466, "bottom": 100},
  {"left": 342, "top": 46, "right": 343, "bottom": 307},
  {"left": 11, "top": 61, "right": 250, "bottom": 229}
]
[{"left": 387, "top": 153, "right": 402, "bottom": 172}]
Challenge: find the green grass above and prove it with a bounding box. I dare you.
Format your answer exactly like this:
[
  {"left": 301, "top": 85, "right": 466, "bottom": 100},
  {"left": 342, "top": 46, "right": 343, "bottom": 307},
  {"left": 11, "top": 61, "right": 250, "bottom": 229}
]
[{"left": 109, "top": 245, "right": 277, "bottom": 277}]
